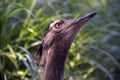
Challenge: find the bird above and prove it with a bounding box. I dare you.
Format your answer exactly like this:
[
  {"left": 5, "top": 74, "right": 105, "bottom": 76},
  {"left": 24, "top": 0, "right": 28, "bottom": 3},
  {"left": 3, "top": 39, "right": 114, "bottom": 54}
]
[{"left": 32, "top": 12, "right": 97, "bottom": 80}]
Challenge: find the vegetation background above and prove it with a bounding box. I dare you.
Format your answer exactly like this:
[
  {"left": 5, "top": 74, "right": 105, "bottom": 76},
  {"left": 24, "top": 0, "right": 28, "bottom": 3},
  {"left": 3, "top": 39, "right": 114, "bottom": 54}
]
[{"left": 0, "top": 0, "right": 120, "bottom": 80}]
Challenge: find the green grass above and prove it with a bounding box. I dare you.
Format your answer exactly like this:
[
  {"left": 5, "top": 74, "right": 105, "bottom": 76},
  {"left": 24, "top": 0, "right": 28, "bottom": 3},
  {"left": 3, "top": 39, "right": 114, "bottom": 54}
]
[{"left": 0, "top": 0, "right": 120, "bottom": 80}]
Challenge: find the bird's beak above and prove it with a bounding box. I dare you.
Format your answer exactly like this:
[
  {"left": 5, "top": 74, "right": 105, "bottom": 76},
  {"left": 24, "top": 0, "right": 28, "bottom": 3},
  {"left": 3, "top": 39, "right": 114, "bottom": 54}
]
[{"left": 73, "top": 12, "right": 97, "bottom": 25}]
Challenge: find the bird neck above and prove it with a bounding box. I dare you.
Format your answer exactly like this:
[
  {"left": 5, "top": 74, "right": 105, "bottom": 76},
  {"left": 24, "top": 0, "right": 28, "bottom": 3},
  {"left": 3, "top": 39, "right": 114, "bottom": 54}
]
[{"left": 44, "top": 42, "right": 71, "bottom": 80}]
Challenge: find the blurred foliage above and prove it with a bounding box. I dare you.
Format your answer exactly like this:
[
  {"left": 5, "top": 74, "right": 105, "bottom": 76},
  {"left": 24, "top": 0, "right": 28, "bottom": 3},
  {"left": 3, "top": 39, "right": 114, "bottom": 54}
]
[{"left": 0, "top": 0, "right": 120, "bottom": 80}]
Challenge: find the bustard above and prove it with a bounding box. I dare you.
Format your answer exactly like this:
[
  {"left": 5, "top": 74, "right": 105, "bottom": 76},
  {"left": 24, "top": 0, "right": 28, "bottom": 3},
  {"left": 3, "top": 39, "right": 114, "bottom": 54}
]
[{"left": 33, "top": 12, "right": 97, "bottom": 80}]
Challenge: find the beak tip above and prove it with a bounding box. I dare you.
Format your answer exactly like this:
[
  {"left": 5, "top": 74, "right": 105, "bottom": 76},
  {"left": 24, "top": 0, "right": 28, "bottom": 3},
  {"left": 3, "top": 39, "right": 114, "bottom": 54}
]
[
  {"left": 88, "top": 12, "right": 97, "bottom": 18},
  {"left": 74, "top": 12, "right": 97, "bottom": 24}
]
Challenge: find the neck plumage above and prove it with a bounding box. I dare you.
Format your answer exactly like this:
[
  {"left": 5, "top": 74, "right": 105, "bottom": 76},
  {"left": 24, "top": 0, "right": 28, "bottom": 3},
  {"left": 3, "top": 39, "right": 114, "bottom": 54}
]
[{"left": 44, "top": 41, "right": 71, "bottom": 80}]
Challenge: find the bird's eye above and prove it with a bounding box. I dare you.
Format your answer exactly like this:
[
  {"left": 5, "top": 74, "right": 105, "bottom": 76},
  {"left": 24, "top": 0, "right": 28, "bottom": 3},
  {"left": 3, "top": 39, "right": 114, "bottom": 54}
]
[{"left": 55, "top": 22, "right": 63, "bottom": 28}]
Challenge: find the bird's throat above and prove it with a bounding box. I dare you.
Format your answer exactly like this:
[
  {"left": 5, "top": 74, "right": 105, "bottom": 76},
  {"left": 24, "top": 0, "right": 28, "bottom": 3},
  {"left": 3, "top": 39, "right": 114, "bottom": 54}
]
[{"left": 44, "top": 42, "right": 71, "bottom": 80}]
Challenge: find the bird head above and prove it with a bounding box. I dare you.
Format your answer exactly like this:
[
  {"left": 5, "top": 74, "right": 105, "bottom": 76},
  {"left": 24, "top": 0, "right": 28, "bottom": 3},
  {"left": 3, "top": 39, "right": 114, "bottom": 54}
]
[
  {"left": 47, "top": 12, "right": 97, "bottom": 43},
  {"left": 32, "top": 12, "right": 97, "bottom": 66}
]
